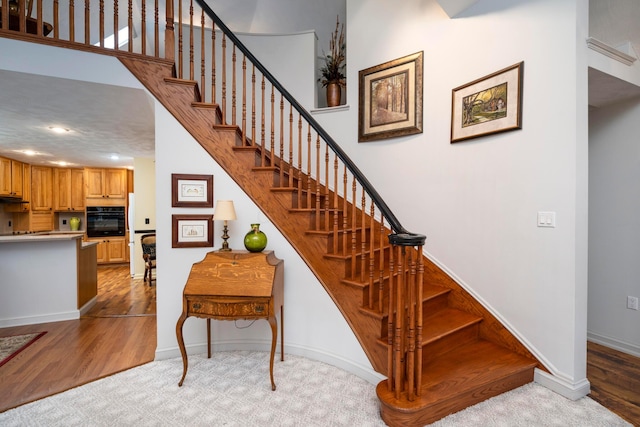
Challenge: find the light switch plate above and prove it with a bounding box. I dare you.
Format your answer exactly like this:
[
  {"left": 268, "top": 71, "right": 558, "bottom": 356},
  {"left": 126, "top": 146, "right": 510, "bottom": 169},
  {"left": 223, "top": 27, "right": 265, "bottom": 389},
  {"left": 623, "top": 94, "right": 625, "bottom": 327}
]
[{"left": 537, "top": 211, "right": 556, "bottom": 228}]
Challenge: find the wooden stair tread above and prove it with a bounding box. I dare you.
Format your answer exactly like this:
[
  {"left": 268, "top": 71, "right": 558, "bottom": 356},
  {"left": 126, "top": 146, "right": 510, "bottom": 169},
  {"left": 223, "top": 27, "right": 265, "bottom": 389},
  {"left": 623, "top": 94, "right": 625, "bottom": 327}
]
[
  {"left": 422, "top": 307, "right": 482, "bottom": 344},
  {"left": 378, "top": 340, "right": 536, "bottom": 409}
]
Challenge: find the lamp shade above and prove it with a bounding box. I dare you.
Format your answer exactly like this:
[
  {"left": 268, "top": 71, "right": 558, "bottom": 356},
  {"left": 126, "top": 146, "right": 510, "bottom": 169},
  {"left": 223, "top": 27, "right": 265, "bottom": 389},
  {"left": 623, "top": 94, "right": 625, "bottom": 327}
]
[{"left": 213, "top": 200, "right": 237, "bottom": 221}]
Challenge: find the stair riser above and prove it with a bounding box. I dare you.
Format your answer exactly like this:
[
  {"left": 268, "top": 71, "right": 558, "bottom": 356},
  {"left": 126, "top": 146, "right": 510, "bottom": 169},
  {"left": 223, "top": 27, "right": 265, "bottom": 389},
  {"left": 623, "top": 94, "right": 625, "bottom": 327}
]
[{"left": 422, "top": 324, "right": 479, "bottom": 365}]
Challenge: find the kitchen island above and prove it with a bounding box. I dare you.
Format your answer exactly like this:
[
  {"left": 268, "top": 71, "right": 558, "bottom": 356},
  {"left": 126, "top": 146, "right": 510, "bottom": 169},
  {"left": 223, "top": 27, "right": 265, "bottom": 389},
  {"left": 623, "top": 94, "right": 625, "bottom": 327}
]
[{"left": 0, "top": 233, "right": 98, "bottom": 327}]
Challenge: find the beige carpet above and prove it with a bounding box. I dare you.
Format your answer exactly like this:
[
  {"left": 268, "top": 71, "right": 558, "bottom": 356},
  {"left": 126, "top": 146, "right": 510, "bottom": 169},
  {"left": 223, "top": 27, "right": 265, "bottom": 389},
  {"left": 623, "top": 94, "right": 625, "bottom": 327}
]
[{"left": 0, "top": 351, "right": 631, "bottom": 426}]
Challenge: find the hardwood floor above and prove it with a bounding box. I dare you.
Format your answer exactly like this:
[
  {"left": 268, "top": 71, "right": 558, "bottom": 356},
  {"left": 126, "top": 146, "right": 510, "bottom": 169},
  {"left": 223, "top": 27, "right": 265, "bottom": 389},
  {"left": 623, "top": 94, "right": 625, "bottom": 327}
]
[
  {"left": 0, "top": 265, "right": 156, "bottom": 413},
  {"left": 587, "top": 341, "right": 640, "bottom": 425}
]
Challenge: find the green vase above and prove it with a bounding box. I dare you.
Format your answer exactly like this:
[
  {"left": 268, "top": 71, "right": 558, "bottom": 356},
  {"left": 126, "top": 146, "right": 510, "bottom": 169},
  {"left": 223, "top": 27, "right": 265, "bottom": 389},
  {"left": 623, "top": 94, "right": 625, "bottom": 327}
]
[
  {"left": 69, "top": 217, "right": 81, "bottom": 231},
  {"left": 244, "top": 223, "right": 267, "bottom": 252}
]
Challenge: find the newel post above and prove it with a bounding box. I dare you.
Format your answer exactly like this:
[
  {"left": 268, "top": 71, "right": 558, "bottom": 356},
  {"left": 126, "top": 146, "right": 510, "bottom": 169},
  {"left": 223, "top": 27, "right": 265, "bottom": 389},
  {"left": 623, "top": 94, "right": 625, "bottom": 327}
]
[
  {"left": 387, "top": 232, "right": 426, "bottom": 400},
  {"left": 164, "top": 0, "right": 175, "bottom": 61}
]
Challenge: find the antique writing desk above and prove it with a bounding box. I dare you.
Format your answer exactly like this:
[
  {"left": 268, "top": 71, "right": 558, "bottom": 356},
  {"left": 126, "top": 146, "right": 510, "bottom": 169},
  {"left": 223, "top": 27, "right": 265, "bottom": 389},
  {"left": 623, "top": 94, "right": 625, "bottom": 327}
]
[{"left": 176, "top": 250, "right": 284, "bottom": 390}]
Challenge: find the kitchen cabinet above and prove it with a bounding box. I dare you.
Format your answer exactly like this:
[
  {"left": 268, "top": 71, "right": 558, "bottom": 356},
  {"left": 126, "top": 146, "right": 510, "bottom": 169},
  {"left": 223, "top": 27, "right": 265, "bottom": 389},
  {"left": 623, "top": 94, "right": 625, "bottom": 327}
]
[
  {"left": 0, "top": 157, "right": 24, "bottom": 198},
  {"left": 31, "top": 166, "right": 53, "bottom": 211},
  {"left": 85, "top": 168, "right": 127, "bottom": 200},
  {"left": 89, "top": 237, "right": 127, "bottom": 263},
  {"left": 4, "top": 164, "right": 31, "bottom": 213},
  {"left": 53, "top": 168, "right": 85, "bottom": 211},
  {"left": 12, "top": 211, "right": 54, "bottom": 232}
]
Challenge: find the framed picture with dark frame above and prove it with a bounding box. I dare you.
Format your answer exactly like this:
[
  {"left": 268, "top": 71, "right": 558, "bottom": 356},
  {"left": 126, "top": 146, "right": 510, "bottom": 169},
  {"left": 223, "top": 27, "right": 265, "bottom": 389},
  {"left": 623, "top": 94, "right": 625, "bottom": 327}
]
[
  {"left": 172, "top": 214, "right": 214, "bottom": 248},
  {"left": 171, "top": 174, "right": 213, "bottom": 207},
  {"left": 451, "top": 61, "right": 524, "bottom": 143},
  {"left": 358, "top": 51, "right": 423, "bottom": 142}
]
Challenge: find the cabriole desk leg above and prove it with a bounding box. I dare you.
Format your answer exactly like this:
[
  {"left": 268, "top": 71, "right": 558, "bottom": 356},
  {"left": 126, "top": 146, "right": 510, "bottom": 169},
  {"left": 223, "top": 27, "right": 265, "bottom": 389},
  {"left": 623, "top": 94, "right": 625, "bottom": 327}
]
[
  {"left": 176, "top": 312, "right": 189, "bottom": 386},
  {"left": 268, "top": 314, "right": 278, "bottom": 391}
]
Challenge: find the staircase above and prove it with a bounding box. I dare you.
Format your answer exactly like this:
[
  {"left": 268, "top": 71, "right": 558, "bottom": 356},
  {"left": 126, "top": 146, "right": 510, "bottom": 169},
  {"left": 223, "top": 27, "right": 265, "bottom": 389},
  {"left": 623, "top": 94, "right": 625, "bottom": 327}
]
[{"left": 1, "top": 1, "right": 542, "bottom": 425}]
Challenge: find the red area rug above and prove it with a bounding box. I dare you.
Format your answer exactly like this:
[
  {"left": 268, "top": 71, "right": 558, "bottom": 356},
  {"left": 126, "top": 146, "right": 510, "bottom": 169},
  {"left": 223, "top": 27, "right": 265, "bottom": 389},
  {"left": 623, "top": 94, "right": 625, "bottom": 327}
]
[{"left": 0, "top": 332, "right": 46, "bottom": 368}]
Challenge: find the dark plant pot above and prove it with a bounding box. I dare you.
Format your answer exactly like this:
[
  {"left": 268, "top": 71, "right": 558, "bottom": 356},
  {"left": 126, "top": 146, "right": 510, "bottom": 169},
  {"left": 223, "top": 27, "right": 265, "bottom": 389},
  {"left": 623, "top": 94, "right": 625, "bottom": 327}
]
[{"left": 326, "top": 82, "right": 341, "bottom": 107}]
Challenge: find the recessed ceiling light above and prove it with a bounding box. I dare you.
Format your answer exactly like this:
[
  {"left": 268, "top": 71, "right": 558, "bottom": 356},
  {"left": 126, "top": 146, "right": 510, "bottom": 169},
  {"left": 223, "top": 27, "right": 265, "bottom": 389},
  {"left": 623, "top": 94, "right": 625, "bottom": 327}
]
[
  {"left": 49, "top": 126, "right": 70, "bottom": 134},
  {"left": 51, "top": 161, "right": 70, "bottom": 166},
  {"left": 22, "top": 150, "right": 38, "bottom": 156},
  {"left": 110, "top": 154, "right": 120, "bottom": 160}
]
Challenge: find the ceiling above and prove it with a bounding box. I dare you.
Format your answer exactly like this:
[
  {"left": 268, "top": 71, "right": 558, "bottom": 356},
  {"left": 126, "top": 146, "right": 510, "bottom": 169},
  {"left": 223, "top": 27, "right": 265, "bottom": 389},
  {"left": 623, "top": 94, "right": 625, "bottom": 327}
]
[{"left": 1, "top": 0, "right": 640, "bottom": 169}]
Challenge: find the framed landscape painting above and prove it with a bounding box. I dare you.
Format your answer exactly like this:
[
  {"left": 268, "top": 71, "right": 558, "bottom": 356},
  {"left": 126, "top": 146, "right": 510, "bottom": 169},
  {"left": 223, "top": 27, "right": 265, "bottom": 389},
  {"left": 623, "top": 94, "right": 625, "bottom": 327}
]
[
  {"left": 358, "top": 51, "right": 423, "bottom": 142},
  {"left": 451, "top": 61, "right": 524, "bottom": 143}
]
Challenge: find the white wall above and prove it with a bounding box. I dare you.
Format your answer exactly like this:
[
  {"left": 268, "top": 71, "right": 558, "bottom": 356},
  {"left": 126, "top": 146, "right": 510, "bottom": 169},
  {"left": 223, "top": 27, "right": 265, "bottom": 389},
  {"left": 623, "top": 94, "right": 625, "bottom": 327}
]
[
  {"left": 131, "top": 157, "right": 156, "bottom": 279},
  {"left": 311, "top": 0, "right": 590, "bottom": 396},
  {"left": 588, "top": 98, "right": 640, "bottom": 356}
]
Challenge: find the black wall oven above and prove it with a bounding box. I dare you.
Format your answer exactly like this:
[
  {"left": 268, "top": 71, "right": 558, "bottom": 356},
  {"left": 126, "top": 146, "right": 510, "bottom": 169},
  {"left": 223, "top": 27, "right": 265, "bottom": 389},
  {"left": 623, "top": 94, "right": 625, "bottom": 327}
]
[{"left": 86, "top": 206, "right": 126, "bottom": 237}]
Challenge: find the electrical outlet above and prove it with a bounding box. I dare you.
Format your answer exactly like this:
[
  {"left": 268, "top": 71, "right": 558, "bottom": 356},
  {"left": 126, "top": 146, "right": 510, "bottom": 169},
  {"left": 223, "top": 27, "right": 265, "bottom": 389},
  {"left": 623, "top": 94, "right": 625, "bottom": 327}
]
[
  {"left": 145, "top": 218, "right": 150, "bottom": 225},
  {"left": 628, "top": 296, "right": 639, "bottom": 311},
  {"left": 62, "top": 219, "right": 67, "bottom": 225},
  {"left": 8, "top": 220, "right": 11, "bottom": 227}
]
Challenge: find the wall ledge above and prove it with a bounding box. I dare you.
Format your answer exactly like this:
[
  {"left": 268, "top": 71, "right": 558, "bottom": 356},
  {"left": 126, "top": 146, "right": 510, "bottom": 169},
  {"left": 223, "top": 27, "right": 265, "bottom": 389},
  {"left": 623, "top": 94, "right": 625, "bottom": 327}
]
[{"left": 587, "top": 37, "right": 637, "bottom": 66}]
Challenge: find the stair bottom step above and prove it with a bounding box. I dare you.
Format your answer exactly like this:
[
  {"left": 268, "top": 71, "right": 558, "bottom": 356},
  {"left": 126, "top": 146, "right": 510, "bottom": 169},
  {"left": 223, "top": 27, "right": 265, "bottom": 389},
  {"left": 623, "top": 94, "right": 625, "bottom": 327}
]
[{"left": 376, "top": 340, "right": 537, "bottom": 427}]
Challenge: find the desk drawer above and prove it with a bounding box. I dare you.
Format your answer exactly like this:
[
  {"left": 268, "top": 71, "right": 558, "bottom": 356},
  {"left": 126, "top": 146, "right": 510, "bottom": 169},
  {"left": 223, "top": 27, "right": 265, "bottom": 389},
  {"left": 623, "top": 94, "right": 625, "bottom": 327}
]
[{"left": 189, "top": 299, "right": 270, "bottom": 317}]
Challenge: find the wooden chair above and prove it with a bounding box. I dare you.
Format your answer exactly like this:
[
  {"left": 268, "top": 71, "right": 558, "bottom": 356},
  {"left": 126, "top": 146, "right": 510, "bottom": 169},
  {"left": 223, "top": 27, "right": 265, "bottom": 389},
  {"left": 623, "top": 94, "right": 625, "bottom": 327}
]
[{"left": 141, "top": 234, "right": 156, "bottom": 285}]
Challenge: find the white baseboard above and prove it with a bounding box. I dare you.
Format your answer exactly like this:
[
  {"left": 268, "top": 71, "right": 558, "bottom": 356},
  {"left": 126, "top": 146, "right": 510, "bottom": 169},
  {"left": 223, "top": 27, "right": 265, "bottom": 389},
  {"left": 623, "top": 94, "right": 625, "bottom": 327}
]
[
  {"left": 155, "top": 340, "right": 386, "bottom": 385},
  {"left": 534, "top": 369, "right": 590, "bottom": 400},
  {"left": 0, "top": 310, "right": 80, "bottom": 328},
  {"left": 587, "top": 332, "right": 640, "bottom": 358}
]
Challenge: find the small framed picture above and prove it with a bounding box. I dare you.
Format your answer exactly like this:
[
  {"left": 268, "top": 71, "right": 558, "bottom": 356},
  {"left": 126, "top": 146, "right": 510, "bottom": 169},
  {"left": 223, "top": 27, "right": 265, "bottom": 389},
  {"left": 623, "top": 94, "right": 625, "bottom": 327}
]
[
  {"left": 358, "top": 51, "right": 423, "bottom": 142},
  {"left": 451, "top": 61, "right": 524, "bottom": 143},
  {"left": 171, "top": 174, "right": 213, "bottom": 207},
  {"left": 172, "top": 215, "right": 213, "bottom": 248}
]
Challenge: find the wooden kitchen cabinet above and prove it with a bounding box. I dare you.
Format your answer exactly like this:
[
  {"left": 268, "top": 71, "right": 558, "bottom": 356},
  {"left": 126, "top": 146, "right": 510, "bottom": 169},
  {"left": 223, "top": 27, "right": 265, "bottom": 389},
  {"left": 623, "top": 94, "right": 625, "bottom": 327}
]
[
  {"left": 53, "top": 168, "right": 85, "bottom": 211},
  {"left": 85, "top": 168, "right": 127, "bottom": 200},
  {"left": 4, "top": 163, "right": 31, "bottom": 213},
  {"left": 0, "top": 157, "right": 24, "bottom": 198},
  {"left": 89, "top": 237, "right": 127, "bottom": 264},
  {"left": 31, "top": 166, "right": 54, "bottom": 211}
]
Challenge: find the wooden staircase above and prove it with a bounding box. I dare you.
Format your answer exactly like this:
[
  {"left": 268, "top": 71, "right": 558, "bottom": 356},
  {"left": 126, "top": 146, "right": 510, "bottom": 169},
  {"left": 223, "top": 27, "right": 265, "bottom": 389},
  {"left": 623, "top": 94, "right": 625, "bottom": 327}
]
[{"left": 120, "top": 56, "right": 542, "bottom": 426}]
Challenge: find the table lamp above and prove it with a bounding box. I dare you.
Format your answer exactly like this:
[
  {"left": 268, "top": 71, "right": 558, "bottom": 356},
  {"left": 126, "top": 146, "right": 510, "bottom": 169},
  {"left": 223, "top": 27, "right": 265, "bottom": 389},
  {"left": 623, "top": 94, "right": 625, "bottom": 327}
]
[{"left": 213, "top": 200, "right": 237, "bottom": 251}]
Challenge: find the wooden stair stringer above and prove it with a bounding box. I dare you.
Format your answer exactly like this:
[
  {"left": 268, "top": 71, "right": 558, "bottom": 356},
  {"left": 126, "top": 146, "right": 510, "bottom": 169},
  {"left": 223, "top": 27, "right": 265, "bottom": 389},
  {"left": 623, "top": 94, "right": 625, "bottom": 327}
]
[{"left": 118, "top": 56, "right": 390, "bottom": 373}]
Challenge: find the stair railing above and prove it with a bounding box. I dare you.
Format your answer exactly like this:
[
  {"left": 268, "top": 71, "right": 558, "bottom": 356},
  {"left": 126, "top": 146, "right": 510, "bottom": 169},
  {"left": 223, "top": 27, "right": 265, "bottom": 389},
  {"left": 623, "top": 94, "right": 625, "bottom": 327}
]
[{"left": 0, "top": 0, "right": 426, "bottom": 401}]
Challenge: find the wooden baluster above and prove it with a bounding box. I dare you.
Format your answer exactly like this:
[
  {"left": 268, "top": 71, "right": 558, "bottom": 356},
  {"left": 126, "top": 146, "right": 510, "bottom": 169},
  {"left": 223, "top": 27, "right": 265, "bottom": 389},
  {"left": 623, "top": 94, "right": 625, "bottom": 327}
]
[
  {"left": 342, "top": 164, "right": 348, "bottom": 256},
  {"left": 210, "top": 23, "right": 215, "bottom": 103},
  {"left": 177, "top": 0, "right": 182, "bottom": 77},
  {"left": 53, "top": 0, "right": 59, "bottom": 39},
  {"left": 350, "top": 178, "right": 357, "bottom": 279},
  {"left": 297, "top": 115, "right": 303, "bottom": 204},
  {"left": 250, "top": 65, "right": 256, "bottom": 146},
  {"left": 323, "top": 143, "right": 329, "bottom": 231},
  {"left": 17, "top": 0, "right": 25, "bottom": 33},
  {"left": 407, "top": 249, "right": 416, "bottom": 401},
  {"left": 164, "top": 0, "right": 174, "bottom": 61},
  {"left": 259, "top": 75, "right": 265, "bottom": 164},
  {"left": 128, "top": 0, "right": 133, "bottom": 51},
  {"left": 231, "top": 45, "right": 237, "bottom": 125},
  {"left": 153, "top": 0, "right": 159, "bottom": 57},
  {"left": 415, "top": 246, "right": 424, "bottom": 396},
  {"left": 84, "top": 0, "right": 90, "bottom": 45},
  {"left": 314, "top": 135, "right": 321, "bottom": 230},
  {"left": 199, "top": 9, "right": 204, "bottom": 100},
  {"left": 221, "top": 34, "right": 227, "bottom": 123},
  {"left": 140, "top": 0, "right": 146, "bottom": 55},
  {"left": 111, "top": 0, "right": 116, "bottom": 49},
  {"left": 288, "top": 105, "right": 294, "bottom": 187},
  {"left": 269, "top": 86, "right": 275, "bottom": 165},
  {"left": 360, "top": 188, "right": 366, "bottom": 283},
  {"left": 241, "top": 56, "right": 247, "bottom": 145},
  {"left": 36, "top": 0, "right": 43, "bottom": 37},
  {"left": 1, "top": 0, "right": 8, "bottom": 33},
  {"left": 278, "top": 95, "right": 284, "bottom": 183},
  {"left": 98, "top": 0, "right": 104, "bottom": 47},
  {"left": 306, "top": 125, "right": 312, "bottom": 210},
  {"left": 368, "top": 202, "right": 375, "bottom": 309},
  {"left": 378, "top": 216, "right": 386, "bottom": 313},
  {"left": 394, "top": 246, "right": 405, "bottom": 399},
  {"left": 387, "top": 242, "right": 395, "bottom": 392},
  {"left": 332, "top": 154, "right": 339, "bottom": 254},
  {"left": 188, "top": 0, "right": 194, "bottom": 80}
]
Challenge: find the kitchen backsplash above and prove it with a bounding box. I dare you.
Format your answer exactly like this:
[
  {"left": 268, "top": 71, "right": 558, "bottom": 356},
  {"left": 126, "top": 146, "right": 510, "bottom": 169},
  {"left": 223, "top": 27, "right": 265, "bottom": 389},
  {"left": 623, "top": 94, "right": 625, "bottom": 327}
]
[
  {"left": 58, "top": 212, "right": 85, "bottom": 232},
  {"left": 0, "top": 206, "right": 13, "bottom": 234}
]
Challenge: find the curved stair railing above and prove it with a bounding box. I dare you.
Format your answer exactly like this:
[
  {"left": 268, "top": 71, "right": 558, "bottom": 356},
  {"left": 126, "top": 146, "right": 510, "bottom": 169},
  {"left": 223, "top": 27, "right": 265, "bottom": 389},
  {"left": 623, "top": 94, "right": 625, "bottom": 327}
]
[{"left": 1, "top": 0, "right": 427, "bottom": 404}]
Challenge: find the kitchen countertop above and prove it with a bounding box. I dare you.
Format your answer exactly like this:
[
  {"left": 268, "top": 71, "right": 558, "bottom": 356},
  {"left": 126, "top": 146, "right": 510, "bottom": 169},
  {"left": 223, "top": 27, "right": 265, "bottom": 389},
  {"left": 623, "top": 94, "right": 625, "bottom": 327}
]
[{"left": 0, "top": 231, "right": 89, "bottom": 244}]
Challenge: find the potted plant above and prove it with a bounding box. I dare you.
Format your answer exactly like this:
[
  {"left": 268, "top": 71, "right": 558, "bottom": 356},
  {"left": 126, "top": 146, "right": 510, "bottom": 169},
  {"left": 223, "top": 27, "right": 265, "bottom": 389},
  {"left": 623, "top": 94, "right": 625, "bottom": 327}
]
[{"left": 318, "top": 16, "right": 346, "bottom": 107}]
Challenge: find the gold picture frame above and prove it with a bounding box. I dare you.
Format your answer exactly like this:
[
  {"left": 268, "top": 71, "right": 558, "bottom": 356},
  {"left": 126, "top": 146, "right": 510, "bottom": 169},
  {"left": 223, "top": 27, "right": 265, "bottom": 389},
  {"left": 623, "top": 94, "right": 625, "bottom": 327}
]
[
  {"left": 172, "top": 214, "right": 213, "bottom": 248},
  {"left": 451, "top": 61, "right": 524, "bottom": 143},
  {"left": 358, "top": 51, "right": 423, "bottom": 142},
  {"left": 171, "top": 174, "right": 213, "bottom": 207}
]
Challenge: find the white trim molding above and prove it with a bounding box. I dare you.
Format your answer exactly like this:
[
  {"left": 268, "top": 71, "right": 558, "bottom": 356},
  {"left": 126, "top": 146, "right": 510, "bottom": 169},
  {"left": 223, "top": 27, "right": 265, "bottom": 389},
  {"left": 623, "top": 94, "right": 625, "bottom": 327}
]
[
  {"left": 534, "top": 369, "right": 591, "bottom": 401},
  {"left": 587, "top": 37, "right": 637, "bottom": 66}
]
